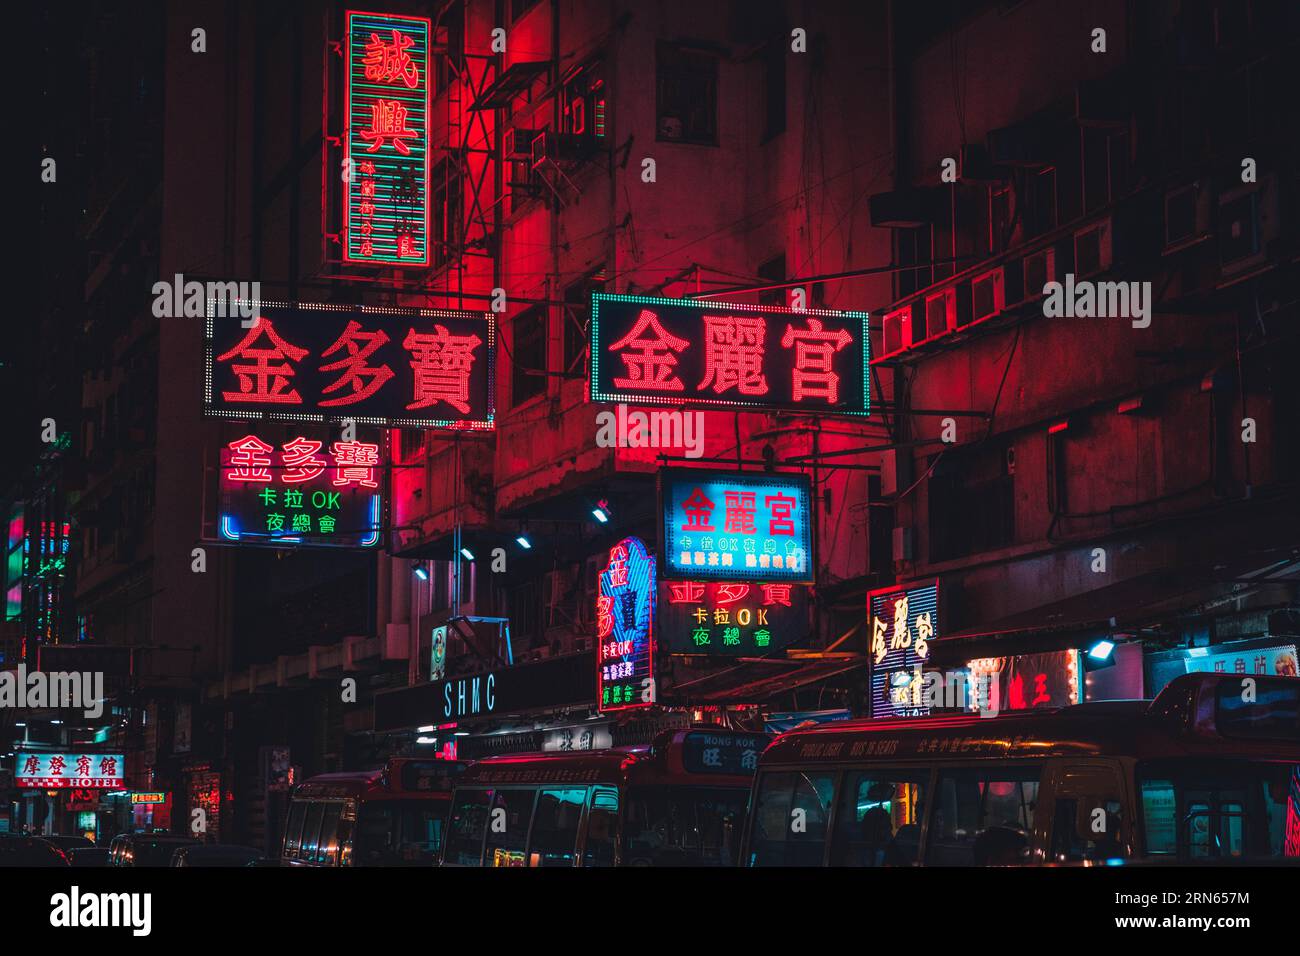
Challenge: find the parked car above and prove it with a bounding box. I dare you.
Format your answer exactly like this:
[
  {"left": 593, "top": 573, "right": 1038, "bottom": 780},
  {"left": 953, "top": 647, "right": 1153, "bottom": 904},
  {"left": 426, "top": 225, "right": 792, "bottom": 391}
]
[
  {"left": 107, "top": 833, "right": 202, "bottom": 867},
  {"left": 67, "top": 846, "right": 113, "bottom": 867},
  {"left": 43, "top": 835, "right": 94, "bottom": 855},
  {"left": 0, "top": 834, "right": 70, "bottom": 867},
  {"left": 170, "top": 844, "right": 266, "bottom": 867}
]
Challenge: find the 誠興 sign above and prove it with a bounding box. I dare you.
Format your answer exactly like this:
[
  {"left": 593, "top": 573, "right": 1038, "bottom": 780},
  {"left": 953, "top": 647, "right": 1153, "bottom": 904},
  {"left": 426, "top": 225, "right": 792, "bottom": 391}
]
[
  {"left": 205, "top": 301, "right": 495, "bottom": 430},
  {"left": 589, "top": 293, "right": 869, "bottom": 415},
  {"left": 659, "top": 470, "right": 813, "bottom": 584}
]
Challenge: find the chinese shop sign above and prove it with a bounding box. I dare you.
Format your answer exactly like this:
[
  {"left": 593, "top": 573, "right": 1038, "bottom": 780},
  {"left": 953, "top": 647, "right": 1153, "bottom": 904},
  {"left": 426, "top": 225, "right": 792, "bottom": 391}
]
[
  {"left": 589, "top": 293, "right": 869, "bottom": 415},
  {"left": 343, "top": 11, "right": 431, "bottom": 266},
  {"left": 130, "top": 792, "right": 168, "bottom": 805},
  {"left": 219, "top": 432, "right": 382, "bottom": 548},
  {"left": 660, "top": 470, "right": 813, "bottom": 583},
  {"left": 16, "top": 753, "right": 124, "bottom": 789},
  {"left": 658, "top": 580, "right": 808, "bottom": 655},
  {"left": 869, "top": 581, "right": 939, "bottom": 719},
  {"left": 597, "top": 537, "right": 657, "bottom": 712},
  {"left": 681, "top": 732, "right": 768, "bottom": 775},
  {"left": 966, "top": 651, "right": 1081, "bottom": 714},
  {"left": 205, "top": 301, "right": 494, "bottom": 429}
]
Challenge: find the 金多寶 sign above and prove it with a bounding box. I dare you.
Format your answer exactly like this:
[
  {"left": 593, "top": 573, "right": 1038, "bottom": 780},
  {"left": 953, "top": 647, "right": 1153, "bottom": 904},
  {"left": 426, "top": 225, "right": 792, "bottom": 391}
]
[
  {"left": 597, "top": 537, "right": 657, "bottom": 712},
  {"left": 869, "top": 581, "right": 939, "bottom": 719},
  {"left": 205, "top": 301, "right": 494, "bottom": 429},
  {"left": 218, "top": 431, "right": 383, "bottom": 548},
  {"left": 658, "top": 580, "right": 808, "bottom": 655},
  {"left": 16, "top": 753, "right": 124, "bottom": 789},
  {"left": 590, "top": 293, "right": 869, "bottom": 415},
  {"left": 343, "top": 11, "right": 431, "bottom": 266},
  {"left": 660, "top": 470, "right": 813, "bottom": 583}
]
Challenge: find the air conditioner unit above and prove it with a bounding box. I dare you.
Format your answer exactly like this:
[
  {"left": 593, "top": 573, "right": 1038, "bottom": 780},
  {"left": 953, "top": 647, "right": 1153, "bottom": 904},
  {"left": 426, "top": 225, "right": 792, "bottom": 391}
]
[
  {"left": 968, "top": 268, "right": 1005, "bottom": 326},
  {"left": 879, "top": 305, "right": 912, "bottom": 359},
  {"left": 1074, "top": 219, "right": 1113, "bottom": 277},
  {"left": 1163, "top": 182, "right": 1211, "bottom": 252},
  {"left": 892, "top": 526, "right": 914, "bottom": 562},
  {"left": 503, "top": 126, "right": 538, "bottom": 159},
  {"left": 530, "top": 130, "right": 555, "bottom": 171},
  {"left": 921, "top": 288, "right": 957, "bottom": 341},
  {"left": 1218, "top": 175, "right": 1277, "bottom": 280},
  {"left": 1021, "top": 247, "right": 1056, "bottom": 301}
]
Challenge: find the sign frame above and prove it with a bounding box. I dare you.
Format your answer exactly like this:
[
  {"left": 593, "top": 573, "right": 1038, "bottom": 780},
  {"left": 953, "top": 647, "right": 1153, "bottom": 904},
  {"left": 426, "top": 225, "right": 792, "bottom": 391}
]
[{"left": 867, "top": 579, "right": 941, "bottom": 720}]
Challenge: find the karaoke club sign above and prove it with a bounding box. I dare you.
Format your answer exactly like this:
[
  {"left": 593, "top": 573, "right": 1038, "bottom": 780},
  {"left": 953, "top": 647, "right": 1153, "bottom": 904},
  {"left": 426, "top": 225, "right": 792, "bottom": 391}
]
[
  {"left": 16, "top": 753, "right": 125, "bottom": 789},
  {"left": 218, "top": 430, "right": 383, "bottom": 548},
  {"left": 658, "top": 580, "right": 809, "bottom": 655},
  {"left": 597, "top": 537, "right": 657, "bottom": 712},
  {"left": 343, "top": 10, "right": 432, "bottom": 267},
  {"left": 660, "top": 470, "right": 813, "bottom": 583},
  {"left": 205, "top": 301, "right": 494, "bottom": 429},
  {"left": 589, "top": 293, "right": 869, "bottom": 415}
]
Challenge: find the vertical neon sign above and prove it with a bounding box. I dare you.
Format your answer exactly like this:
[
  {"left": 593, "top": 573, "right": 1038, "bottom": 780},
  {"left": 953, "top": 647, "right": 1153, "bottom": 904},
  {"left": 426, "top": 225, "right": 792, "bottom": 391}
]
[
  {"left": 344, "top": 11, "right": 431, "bottom": 267},
  {"left": 597, "top": 537, "right": 656, "bottom": 712}
]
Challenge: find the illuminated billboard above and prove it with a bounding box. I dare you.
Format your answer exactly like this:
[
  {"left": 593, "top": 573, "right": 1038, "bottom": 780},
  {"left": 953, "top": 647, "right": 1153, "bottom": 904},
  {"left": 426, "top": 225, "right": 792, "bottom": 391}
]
[
  {"left": 658, "top": 580, "right": 809, "bottom": 655},
  {"left": 660, "top": 470, "right": 813, "bottom": 583},
  {"left": 590, "top": 293, "right": 869, "bottom": 415},
  {"left": 597, "top": 537, "right": 656, "bottom": 712},
  {"left": 218, "top": 431, "right": 382, "bottom": 548},
  {"left": 16, "top": 753, "right": 124, "bottom": 789},
  {"left": 869, "top": 580, "right": 938, "bottom": 719},
  {"left": 205, "top": 301, "right": 494, "bottom": 430},
  {"left": 343, "top": 10, "right": 431, "bottom": 266}
]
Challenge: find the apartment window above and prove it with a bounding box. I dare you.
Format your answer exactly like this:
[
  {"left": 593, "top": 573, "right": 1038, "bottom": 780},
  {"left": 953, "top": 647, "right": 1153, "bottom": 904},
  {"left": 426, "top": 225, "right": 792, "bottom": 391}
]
[
  {"left": 511, "top": 305, "right": 547, "bottom": 407},
  {"left": 928, "top": 445, "right": 1015, "bottom": 562},
  {"left": 1021, "top": 167, "right": 1057, "bottom": 239},
  {"left": 563, "top": 270, "right": 605, "bottom": 377},
  {"left": 656, "top": 42, "right": 718, "bottom": 145},
  {"left": 757, "top": 254, "right": 786, "bottom": 306},
  {"left": 1081, "top": 127, "right": 1130, "bottom": 215},
  {"left": 762, "top": 39, "right": 786, "bottom": 142},
  {"left": 431, "top": 160, "right": 463, "bottom": 270},
  {"left": 895, "top": 225, "right": 933, "bottom": 299}
]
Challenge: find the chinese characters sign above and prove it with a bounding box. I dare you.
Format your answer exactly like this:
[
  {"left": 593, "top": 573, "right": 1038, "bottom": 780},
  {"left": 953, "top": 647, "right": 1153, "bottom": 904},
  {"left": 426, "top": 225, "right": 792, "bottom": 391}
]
[
  {"left": 966, "top": 651, "right": 1081, "bottom": 713},
  {"left": 660, "top": 470, "right": 813, "bottom": 583},
  {"left": 205, "top": 301, "right": 494, "bottom": 429},
  {"left": 597, "top": 537, "right": 656, "bottom": 712},
  {"left": 219, "top": 431, "right": 382, "bottom": 548},
  {"left": 658, "top": 580, "right": 808, "bottom": 655},
  {"left": 680, "top": 732, "right": 768, "bottom": 775},
  {"left": 590, "top": 293, "right": 869, "bottom": 415},
  {"left": 869, "top": 581, "right": 939, "bottom": 719},
  {"left": 16, "top": 753, "right": 124, "bottom": 789},
  {"left": 344, "top": 11, "right": 431, "bottom": 266}
]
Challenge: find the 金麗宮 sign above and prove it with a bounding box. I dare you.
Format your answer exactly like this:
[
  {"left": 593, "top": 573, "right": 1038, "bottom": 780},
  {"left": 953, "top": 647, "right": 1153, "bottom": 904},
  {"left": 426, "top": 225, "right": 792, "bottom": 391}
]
[
  {"left": 658, "top": 580, "right": 808, "bottom": 655},
  {"left": 344, "top": 11, "right": 431, "bottom": 266},
  {"left": 869, "top": 581, "right": 939, "bottom": 719},
  {"left": 660, "top": 470, "right": 813, "bottom": 583},
  {"left": 597, "top": 537, "right": 657, "bottom": 712},
  {"left": 218, "top": 431, "right": 382, "bottom": 548},
  {"left": 205, "top": 301, "right": 494, "bottom": 429},
  {"left": 590, "top": 293, "right": 869, "bottom": 415},
  {"left": 16, "top": 753, "right": 124, "bottom": 789}
]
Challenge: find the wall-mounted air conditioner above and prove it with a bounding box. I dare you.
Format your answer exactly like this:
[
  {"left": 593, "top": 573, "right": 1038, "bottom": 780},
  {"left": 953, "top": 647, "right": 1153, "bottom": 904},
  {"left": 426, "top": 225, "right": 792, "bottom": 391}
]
[
  {"left": 1163, "top": 181, "right": 1212, "bottom": 252},
  {"left": 1218, "top": 174, "right": 1278, "bottom": 280},
  {"left": 503, "top": 126, "right": 538, "bottom": 159},
  {"left": 921, "top": 288, "right": 957, "bottom": 342},
  {"left": 1021, "top": 247, "right": 1057, "bottom": 301},
  {"left": 968, "top": 267, "right": 1005, "bottom": 325},
  {"left": 1074, "top": 219, "right": 1113, "bottom": 277},
  {"left": 879, "top": 305, "right": 913, "bottom": 359}
]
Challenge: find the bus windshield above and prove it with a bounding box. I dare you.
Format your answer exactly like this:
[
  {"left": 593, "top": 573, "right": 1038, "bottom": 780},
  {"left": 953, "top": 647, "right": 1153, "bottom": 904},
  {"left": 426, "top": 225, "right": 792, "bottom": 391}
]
[
  {"left": 622, "top": 786, "right": 746, "bottom": 866},
  {"left": 1139, "top": 761, "right": 1300, "bottom": 860},
  {"left": 354, "top": 800, "right": 446, "bottom": 865}
]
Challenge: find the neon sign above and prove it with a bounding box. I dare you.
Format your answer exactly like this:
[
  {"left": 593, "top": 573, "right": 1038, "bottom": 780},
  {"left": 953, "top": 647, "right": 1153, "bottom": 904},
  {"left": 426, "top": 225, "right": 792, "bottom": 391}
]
[
  {"left": 590, "top": 293, "right": 869, "bottom": 415},
  {"left": 597, "top": 537, "right": 656, "bottom": 712},
  {"left": 205, "top": 301, "right": 494, "bottom": 430},
  {"left": 218, "top": 431, "right": 382, "bottom": 548},
  {"left": 16, "top": 753, "right": 124, "bottom": 789},
  {"left": 869, "top": 581, "right": 938, "bottom": 719},
  {"left": 660, "top": 470, "right": 813, "bottom": 583},
  {"left": 343, "top": 11, "right": 431, "bottom": 266},
  {"left": 966, "top": 651, "right": 1081, "bottom": 713},
  {"left": 658, "top": 580, "right": 808, "bottom": 655}
]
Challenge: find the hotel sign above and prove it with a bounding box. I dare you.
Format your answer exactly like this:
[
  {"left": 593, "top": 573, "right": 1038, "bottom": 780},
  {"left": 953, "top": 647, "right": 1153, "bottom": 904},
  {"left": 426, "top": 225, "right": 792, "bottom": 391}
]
[
  {"left": 590, "top": 293, "right": 869, "bottom": 415},
  {"left": 16, "top": 753, "right": 124, "bottom": 790}
]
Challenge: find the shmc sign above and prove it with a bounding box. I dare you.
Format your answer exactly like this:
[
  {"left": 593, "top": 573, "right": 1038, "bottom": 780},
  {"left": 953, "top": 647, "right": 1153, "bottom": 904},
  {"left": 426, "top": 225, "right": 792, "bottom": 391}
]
[
  {"left": 205, "top": 301, "right": 494, "bottom": 430},
  {"left": 590, "top": 293, "right": 869, "bottom": 415}
]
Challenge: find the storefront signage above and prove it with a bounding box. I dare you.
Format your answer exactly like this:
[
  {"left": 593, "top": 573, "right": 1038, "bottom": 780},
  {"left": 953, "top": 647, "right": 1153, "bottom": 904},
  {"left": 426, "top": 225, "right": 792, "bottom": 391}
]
[
  {"left": 681, "top": 731, "right": 767, "bottom": 775},
  {"left": 658, "top": 579, "right": 808, "bottom": 655},
  {"left": 1182, "top": 644, "right": 1297, "bottom": 678},
  {"left": 129, "top": 792, "right": 168, "bottom": 805},
  {"left": 590, "top": 293, "right": 869, "bottom": 415},
  {"left": 869, "top": 581, "right": 939, "bottom": 719},
  {"left": 966, "top": 650, "right": 1081, "bottom": 713},
  {"left": 660, "top": 470, "right": 812, "bottom": 583},
  {"left": 205, "top": 301, "right": 494, "bottom": 430},
  {"left": 597, "top": 537, "right": 657, "bottom": 712},
  {"left": 343, "top": 10, "right": 431, "bottom": 266},
  {"left": 15, "top": 753, "right": 124, "bottom": 789},
  {"left": 218, "top": 430, "right": 382, "bottom": 548}
]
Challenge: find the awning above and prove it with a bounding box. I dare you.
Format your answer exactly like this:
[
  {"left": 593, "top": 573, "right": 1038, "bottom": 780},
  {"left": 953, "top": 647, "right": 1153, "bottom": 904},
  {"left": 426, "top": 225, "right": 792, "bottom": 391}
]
[{"left": 663, "top": 658, "right": 868, "bottom": 706}]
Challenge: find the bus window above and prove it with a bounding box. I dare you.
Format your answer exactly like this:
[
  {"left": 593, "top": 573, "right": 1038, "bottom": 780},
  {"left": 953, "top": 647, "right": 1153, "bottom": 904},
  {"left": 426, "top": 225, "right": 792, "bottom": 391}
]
[
  {"left": 317, "top": 803, "right": 343, "bottom": 865},
  {"left": 529, "top": 789, "right": 585, "bottom": 866},
  {"left": 484, "top": 789, "right": 534, "bottom": 867},
  {"left": 747, "top": 771, "right": 835, "bottom": 866},
  {"left": 583, "top": 787, "right": 619, "bottom": 867},
  {"left": 283, "top": 801, "right": 307, "bottom": 860},
  {"left": 926, "top": 767, "right": 1040, "bottom": 866},
  {"left": 1139, "top": 779, "right": 1177, "bottom": 855},
  {"left": 694, "top": 791, "right": 745, "bottom": 865},
  {"left": 300, "top": 802, "right": 326, "bottom": 863},
  {"left": 398, "top": 801, "right": 446, "bottom": 864},
  {"left": 1048, "top": 765, "right": 1127, "bottom": 863},
  {"left": 829, "top": 772, "right": 927, "bottom": 867},
  {"left": 1141, "top": 764, "right": 1297, "bottom": 860},
  {"left": 445, "top": 789, "right": 492, "bottom": 866},
  {"left": 356, "top": 803, "right": 396, "bottom": 865}
]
